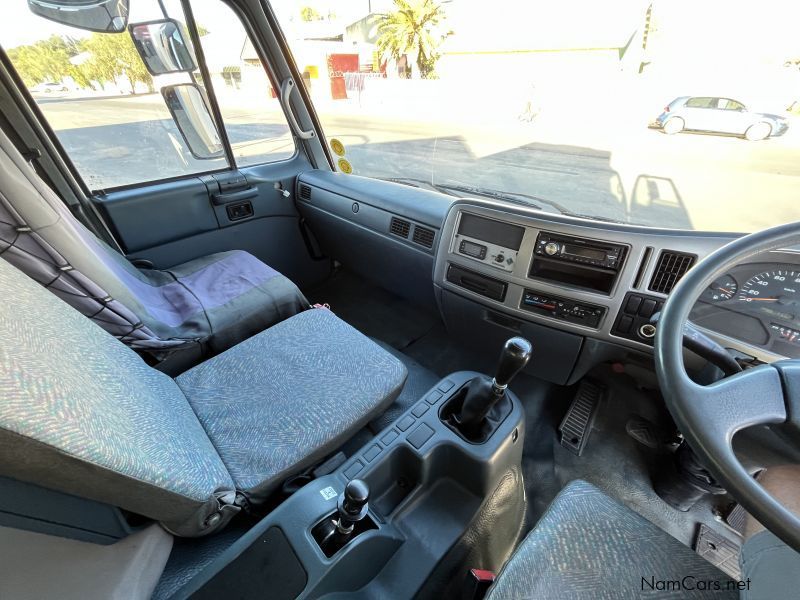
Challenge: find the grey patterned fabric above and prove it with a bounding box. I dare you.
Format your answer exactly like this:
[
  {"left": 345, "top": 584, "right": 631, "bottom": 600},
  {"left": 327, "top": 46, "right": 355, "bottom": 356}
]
[
  {"left": 176, "top": 308, "right": 408, "bottom": 503},
  {"left": 487, "top": 480, "right": 737, "bottom": 600},
  {"left": 0, "top": 127, "right": 307, "bottom": 359},
  {"left": 0, "top": 258, "right": 236, "bottom": 537}
]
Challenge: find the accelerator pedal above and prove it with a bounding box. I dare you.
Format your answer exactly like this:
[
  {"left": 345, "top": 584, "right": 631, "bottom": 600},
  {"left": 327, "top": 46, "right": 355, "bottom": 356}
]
[{"left": 558, "top": 380, "right": 604, "bottom": 456}]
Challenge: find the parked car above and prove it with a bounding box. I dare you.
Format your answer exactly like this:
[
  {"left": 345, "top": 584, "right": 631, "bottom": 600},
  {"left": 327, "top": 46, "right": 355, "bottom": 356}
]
[
  {"left": 651, "top": 96, "right": 789, "bottom": 140},
  {"left": 30, "top": 81, "right": 68, "bottom": 94}
]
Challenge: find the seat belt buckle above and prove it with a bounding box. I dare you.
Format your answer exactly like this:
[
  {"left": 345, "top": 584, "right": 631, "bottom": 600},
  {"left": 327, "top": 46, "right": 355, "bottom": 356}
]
[{"left": 462, "top": 568, "right": 496, "bottom": 600}]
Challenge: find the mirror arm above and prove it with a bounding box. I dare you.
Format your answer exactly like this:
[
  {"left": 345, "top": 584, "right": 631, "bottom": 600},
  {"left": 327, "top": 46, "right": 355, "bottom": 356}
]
[{"left": 280, "top": 78, "right": 316, "bottom": 140}]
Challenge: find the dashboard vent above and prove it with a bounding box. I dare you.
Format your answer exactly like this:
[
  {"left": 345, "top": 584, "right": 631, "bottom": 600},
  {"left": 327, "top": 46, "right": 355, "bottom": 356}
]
[
  {"left": 299, "top": 184, "right": 312, "bottom": 200},
  {"left": 412, "top": 225, "right": 435, "bottom": 248},
  {"left": 648, "top": 250, "right": 695, "bottom": 294},
  {"left": 390, "top": 217, "right": 410, "bottom": 239}
]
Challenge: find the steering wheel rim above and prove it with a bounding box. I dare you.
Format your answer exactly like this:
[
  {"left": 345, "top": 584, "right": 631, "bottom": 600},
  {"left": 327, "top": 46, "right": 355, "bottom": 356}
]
[{"left": 654, "top": 220, "right": 800, "bottom": 551}]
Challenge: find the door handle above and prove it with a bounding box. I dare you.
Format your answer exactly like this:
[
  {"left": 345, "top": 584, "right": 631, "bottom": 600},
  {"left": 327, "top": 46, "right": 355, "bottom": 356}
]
[
  {"left": 280, "top": 78, "right": 316, "bottom": 140},
  {"left": 212, "top": 187, "right": 258, "bottom": 205}
]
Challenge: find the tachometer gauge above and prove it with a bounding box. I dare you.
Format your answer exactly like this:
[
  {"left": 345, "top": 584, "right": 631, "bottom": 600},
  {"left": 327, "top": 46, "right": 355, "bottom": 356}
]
[
  {"left": 738, "top": 270, "right": 800, "bottom": 319},
  {"left": 702, "top": 275, "right": 737, "bottom": 302}
]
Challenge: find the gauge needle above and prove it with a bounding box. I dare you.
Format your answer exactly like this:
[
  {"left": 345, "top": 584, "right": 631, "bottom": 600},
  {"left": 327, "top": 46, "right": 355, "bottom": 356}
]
[{"left": 743, "top": 297, "right": 780, "bottom": 302}]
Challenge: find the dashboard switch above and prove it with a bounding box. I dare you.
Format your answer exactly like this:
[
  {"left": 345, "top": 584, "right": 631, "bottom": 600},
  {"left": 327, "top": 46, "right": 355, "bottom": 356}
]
[
  {"left": 618, "top": 315, "right": 634, "bottom": 333},
  {"left": 625, "top": 295, "right": 643, "bottom": 314},
  {"left": 639, "top": 299, "right": 657, "bottom": 318}
]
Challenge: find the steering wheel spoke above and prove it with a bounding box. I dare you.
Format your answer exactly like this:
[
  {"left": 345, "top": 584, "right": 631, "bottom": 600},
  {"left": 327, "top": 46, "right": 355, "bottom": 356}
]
[{"left": 693, "top": 365, "right": 787, "bottom": 443}]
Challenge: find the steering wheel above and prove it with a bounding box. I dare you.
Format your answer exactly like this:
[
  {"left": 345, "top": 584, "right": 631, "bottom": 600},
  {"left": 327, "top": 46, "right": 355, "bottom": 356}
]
[{"left": 655, "top": 221, "right": 800, "bottom": 552}]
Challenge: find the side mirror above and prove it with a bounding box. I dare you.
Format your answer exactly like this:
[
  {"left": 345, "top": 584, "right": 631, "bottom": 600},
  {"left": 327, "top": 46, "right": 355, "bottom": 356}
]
[
  {"left": 162, "top": 84, "right": 224, "bottom": 160},
  {"left": 28, "top": 0, "right": 129, "bottom": 33},
  {"left": 129, "top": 19, "right": 197, "bottom": 75}
]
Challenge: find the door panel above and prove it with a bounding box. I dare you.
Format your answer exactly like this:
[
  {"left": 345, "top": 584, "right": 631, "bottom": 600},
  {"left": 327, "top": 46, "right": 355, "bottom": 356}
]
[
  {"left": 94, "top": 153, "right": 330, "bottom": 289},
  {"left": 96, "top": 178, "right": 218, "bottom": 254}
]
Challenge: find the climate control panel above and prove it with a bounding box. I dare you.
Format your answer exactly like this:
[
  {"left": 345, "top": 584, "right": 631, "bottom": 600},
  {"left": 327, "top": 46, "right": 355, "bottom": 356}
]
[{"left": 520, "top": 290, "right": 606, "bottom": 329}]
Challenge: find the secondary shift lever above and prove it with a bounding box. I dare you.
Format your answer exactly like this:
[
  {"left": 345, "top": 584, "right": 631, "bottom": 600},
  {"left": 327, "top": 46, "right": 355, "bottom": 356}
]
[
  {"left": 313, "top": 479, "right": 371, "bottom": 557},
  {"left": 336, "top": 479, "right": 369, "bottom": 535},
  {"left": 455, "top": 337, "right": 532, "bottom": 428}
]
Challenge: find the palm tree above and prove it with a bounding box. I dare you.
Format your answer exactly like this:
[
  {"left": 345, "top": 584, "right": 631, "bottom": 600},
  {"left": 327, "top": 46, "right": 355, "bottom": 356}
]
[{"left": 376, "top": 0, "right": 452, "bottom": 79}]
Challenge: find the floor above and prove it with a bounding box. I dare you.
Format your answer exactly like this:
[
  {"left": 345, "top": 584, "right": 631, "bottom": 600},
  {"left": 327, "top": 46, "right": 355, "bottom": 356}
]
[{"left": 309, "top": 268, "right": 742, "bottom": 550}]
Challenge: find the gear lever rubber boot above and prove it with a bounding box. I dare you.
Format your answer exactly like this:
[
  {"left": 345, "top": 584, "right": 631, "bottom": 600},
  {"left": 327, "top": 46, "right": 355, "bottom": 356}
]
[{"left": 456, "top": 337, "right": 532, "bottom": 427}]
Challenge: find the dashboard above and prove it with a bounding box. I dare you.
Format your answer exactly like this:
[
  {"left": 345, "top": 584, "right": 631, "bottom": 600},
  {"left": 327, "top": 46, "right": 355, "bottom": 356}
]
[{"left": 434, "top": 199, "right": 800, "bottom": 371}]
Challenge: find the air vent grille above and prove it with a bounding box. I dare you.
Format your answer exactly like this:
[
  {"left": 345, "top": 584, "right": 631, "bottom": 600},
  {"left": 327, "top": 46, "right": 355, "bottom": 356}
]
[
  {"left": 648, "top": 250, "right": 695, "bottom": 294},
  {"left": 389, "top": 217, "right": 410, "bottom": 238},
  {"left": 299, "top": 184, "right": 311, "bottom": 200},
  {"left": 412, "top": 225, "right": 435, "bottom": 248}
]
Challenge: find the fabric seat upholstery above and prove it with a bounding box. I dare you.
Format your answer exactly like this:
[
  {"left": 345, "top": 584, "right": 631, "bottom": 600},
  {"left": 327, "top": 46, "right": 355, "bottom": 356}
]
[
  {"left": 0, "top": 258, "right": 407, "bottom": 536},
  {"left": 0, "top": 128, "right": 307, "bottom": 359},
  {"left": 487, "top": 480, "right": 737, "bottom": 600},
  {"left": 176, "top": 308, "right": 407, "bottom": 503}
]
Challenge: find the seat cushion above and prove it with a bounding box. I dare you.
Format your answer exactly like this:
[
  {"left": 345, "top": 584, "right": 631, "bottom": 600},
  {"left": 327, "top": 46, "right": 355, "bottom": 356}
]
[
  {"left": 162, "top": 250, "right": 309, "bottom": 356},
  {"left": 487, "top": 480, "right": 737, "bottom": 600},
  {"left": 0, "top": 257, "right": 236, "bottom": 538},
  {"left": 175, "top": 308, "right": 407, "bottom": 503}
]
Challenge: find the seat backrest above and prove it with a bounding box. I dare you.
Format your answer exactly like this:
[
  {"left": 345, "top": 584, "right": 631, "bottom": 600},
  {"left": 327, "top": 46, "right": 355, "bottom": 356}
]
[
  {"left": 0, "top": 257, "right": 236, "bottom": 537},
  {"left": 0, "top": 128, "right": 203, "bottom": 351}
]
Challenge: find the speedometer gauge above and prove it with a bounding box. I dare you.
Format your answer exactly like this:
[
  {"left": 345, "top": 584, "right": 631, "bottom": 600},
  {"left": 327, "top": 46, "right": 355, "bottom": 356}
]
[{"left": 738, "top": 270, "right": 800, "bottom": 320}]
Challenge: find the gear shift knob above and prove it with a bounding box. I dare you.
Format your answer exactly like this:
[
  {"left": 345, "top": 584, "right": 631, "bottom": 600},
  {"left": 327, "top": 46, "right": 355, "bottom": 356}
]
[
  {"left": 493, "top": 337, "right": 532, "bottom": 390},
  {"left": 337, "top": 479, "right": 369, "bottom": 534}
]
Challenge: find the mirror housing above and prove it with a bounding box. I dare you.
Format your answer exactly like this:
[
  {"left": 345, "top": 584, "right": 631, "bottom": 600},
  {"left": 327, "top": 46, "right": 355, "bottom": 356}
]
[
  {"left": 129, "top": 19, "right": 197, "bottom": 75},
  {"left": 28, "top": 0, "right": 129, "bottom": 33},
  {"left": 161, "top": 84, "right": 224, "bottom": 160}
]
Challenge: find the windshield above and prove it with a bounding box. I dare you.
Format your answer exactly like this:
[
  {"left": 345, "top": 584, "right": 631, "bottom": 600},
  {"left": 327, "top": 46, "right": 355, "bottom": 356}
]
[{"left": 270, "top": 0, "right": 800, "bottom": 233}]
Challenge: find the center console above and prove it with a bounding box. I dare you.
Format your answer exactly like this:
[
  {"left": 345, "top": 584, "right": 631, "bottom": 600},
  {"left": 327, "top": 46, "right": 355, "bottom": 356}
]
[
  {"left": 179, "top": 345, "right": 529, "bottom": 600},
  {"left": 434, "top": 199, "right": 734, "bottom": 385}
]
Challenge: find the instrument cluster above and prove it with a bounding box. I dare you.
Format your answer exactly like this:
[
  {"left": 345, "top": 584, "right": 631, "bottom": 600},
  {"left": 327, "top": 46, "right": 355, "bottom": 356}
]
[{"left": 691, "top": 263, "right": 800, "bottom": 357}]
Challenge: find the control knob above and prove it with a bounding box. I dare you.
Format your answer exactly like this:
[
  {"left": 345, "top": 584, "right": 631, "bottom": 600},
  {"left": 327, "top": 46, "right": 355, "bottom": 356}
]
[{"left": 544, "top": 242, "right": 560, "bottom": 256}]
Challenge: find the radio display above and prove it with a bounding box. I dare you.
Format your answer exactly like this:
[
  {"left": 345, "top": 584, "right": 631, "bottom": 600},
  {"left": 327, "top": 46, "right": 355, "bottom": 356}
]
[
  {"left": 459, "top": 240, "right": 487, "bottom": 259},
  {"left": 562, "top": 244, "right": 607, "bottom": 261}
]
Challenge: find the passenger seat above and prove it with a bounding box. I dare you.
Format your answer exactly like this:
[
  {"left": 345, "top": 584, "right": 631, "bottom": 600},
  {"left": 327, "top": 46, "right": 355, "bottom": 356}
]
[
  {"left": 0, "top": 257, "right": 407, "bottom": 536},
  {"left": 0, "top": 127, "right": 308, "bottom": 364}
]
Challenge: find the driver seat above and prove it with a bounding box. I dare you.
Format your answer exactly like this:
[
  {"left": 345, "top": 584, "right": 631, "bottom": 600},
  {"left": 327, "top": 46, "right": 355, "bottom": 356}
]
[{"left": 486, "top": 480, "right": 738, "bottom": 599}]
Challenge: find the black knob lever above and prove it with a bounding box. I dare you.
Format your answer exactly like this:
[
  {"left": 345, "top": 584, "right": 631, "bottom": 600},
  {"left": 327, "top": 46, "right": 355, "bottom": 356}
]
[
  {"left": 336, "top": 479, "right": 369, "bottom": 534},
  {"left": 492, "top": 337, "right": 533, "bottom": 393},
  {"left": 456, "top": 337, "right": 532, "bottom": 428}
]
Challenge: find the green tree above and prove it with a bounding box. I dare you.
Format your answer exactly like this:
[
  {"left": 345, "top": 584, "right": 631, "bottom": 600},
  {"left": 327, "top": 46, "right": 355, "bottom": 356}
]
[
  {"left": 376, "top": 0, "right": 452, "bottom": 79},
  {"left": 8, "top": 35, "right": 78, "bottom": 87},
  {"left": 81, "top": 32, "right": 154, "bottom": 94}
]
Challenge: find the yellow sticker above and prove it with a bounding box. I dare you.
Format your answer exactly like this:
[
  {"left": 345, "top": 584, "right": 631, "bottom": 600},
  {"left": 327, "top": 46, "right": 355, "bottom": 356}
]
[
  {"left": 338, "top": 158, "right": 353, "bottom": 174},
  {"left": 330, "top": 138, "right": 346, "bottom": 157}
]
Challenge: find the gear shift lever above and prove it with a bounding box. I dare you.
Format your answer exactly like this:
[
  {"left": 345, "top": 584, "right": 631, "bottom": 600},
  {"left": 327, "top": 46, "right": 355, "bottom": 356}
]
[
  {"left": 336, "top": 479, "right": 369, "bottom": 535},
  {"left": 455, "top": 337, "right": 532, "bottom": 428}
]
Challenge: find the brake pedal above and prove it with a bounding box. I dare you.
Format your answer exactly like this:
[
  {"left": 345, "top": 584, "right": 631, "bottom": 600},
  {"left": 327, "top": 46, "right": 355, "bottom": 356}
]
[
  {"left": 695, "top": 524, "right": 742, "bottom": 580},
  {"left": 559, "top": 380, "right": 604, "bottom": 456}
]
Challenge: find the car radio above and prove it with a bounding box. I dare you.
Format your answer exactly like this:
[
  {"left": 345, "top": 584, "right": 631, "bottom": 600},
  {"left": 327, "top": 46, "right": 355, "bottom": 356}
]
[{"left": 534, "top": 232, "right": 625, "bottom": 270}]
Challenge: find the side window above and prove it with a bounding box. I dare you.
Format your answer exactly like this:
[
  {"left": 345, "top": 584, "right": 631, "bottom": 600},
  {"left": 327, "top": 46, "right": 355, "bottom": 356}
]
[
  {"left": 189, "top": 1, "right": 296, "bottom": 167},
  {"left": 686, "top": 97, "right": 715, "bottom": 109},
  {"left": 0, "top": 0, "right": 295, "bottom": 191},
  {"left": 720, "top": 99, "right": 745, "bottom": 111},
  {"left": 1, "top": 0, "right": 228, "bottom": 190}
]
